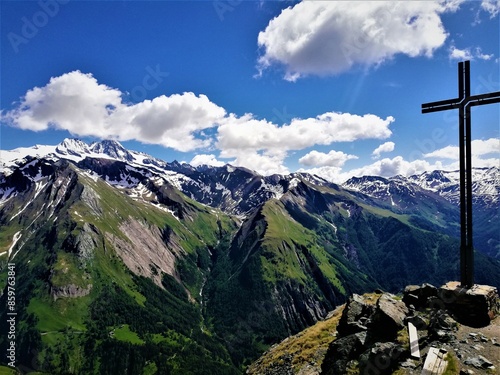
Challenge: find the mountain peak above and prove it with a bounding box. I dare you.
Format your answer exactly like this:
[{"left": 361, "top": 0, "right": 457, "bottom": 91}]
[
  {"left": 56, "top": 138, "right": 91, "bottom": 157},
  {"left": 90, "top": 139, "right": 134, "bottom": 161}
]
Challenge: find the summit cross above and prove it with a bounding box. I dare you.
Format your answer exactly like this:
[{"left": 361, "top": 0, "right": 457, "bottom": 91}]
[{"left": 421, "top": 60, "right": 500, "bottom": 288}]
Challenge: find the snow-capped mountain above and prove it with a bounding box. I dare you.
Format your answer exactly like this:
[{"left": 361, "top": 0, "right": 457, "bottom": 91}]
[
  {"left": 2, "top": 138, "right": 499, "bottom": 216},
  {"left": 344, "top": 167, "right": 499, "bottom": 210},
  {"left": 408, "top": 168, "right": 499, "bottom": 207},
  {"left": 55, "top": 138, "right": 92, "bottom": 157},
  {"left": 1, "top": 138, "right": 164, "bottom": 170},
  {"left": 1, "top": 139, "right": 333, "bottom": 216},
  {"left": 89, "top": 139, "right": 135, "bottom": 162}
]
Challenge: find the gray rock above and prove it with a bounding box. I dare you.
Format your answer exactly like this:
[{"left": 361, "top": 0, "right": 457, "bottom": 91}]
[
  {"left": 51, "top": 283, "right": 92, "bottom": 300},
  {"left": 465, "top": 355, "right": 494, "bottom": 369},
  {"left": 434, "top": 330, "right": 456, "bottom": 342},
  {"left": 428, "top": 310, "right": 458, "bottom": 342},
  {"left": 371, "top": 294, "right": 408, "bottom": 341},
  {"left": 400, "top": 359, "right": 417, "bottom": 369}
]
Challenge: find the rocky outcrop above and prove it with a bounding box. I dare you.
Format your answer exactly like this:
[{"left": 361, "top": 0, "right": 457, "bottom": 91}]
[
  {"left": 322, "top": 292, "right": 407, "bottom": 375},
  {"left": 81, "top": 185, "right": 102, "bottom": 215},
  {"left": 336, "top": 293, "right": 375, "bottom": 336},
  {"left": 249, "top": 284, "right": 499, "bottom": 375},
  {"left": 321, "top": 284, "right": 499, "bottom": 375},
  {"left": 273, "top": 280, "right": 331, "bottom": 335},
  {"left": 75, "top": 223, "right": 98, "bottom": 262},
  {"left": 51, "top": 283, "right": 92, "bottom": 301},
  {"left": 321, "top": 332, "right": 367, "bottom": 374},
  {"left": 63, "top": 222, "right": 98, "bottom": 263},
  {"left": 105, "top": 218, "right": 181, "bottom": 287}
]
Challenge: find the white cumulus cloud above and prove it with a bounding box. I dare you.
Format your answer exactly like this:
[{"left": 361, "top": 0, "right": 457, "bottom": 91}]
[
  {"left": 217, "top": 112, "right": 394, "bottom": 152},
  {"left": 257, "top": 1, "right": 454, "bottom": 80},
  {"left": 423, "top": 138, "right": 500, "bottom": 159},
  {"left": 301, "top": 156, "right": 445, "bottom": 183},
  {"left": 190, "top": 154, "right": 225, "bottom": 167},
  {"left": 2, "top": 70, "right": 398, "bottom": 177},
  {"left": 449, "top": 46, "right": 494, "bottom": 60},
  {"left": 372, "top": 141, "right": 395, "bottom": 158},
  {"left": 221, "top": 149, "right": 290, "bottom": 176},
  {"left": 299, "top": 150, "right": 358, "bottom": 167},
  {"left": 2, "top": 71, "right": 226, "bottom": 152},
  {"left": 216, "top": 112, "right": 393, "bottom": 175}
]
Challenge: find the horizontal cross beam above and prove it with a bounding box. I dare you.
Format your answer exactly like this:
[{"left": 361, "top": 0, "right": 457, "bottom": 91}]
[
  {"left": 468, "top": 91, "right": 500, "bottom": 107},
  {"left": 421, "top": 101, "right": 460, "bottom": 113},
  {"left": 422, "top": 92, "right": 500, "bottom": 113}
]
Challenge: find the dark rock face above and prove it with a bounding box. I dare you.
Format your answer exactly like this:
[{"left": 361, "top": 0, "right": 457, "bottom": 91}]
[
  {"left": 359, "top": 342, "right": 405, "bottom": 375},
  {"left": 337, "top": 294, "right": 375, "bottom": 336},
  {"left": 403, "top": 283, "right": 438, "bottom": 309},
  {"left": 321, "top": 332, "right": 367, "bottom": 375}
]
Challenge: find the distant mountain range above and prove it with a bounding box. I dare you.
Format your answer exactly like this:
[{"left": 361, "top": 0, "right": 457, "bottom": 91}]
[
  {"left": 1, "top": 139, "right": 499, "bottom": 374},
  {"left": 2, "top": 138, "right": 498, "bottom": 257}
]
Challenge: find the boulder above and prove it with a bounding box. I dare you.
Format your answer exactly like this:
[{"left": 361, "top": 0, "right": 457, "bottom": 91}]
[
  {"left": 465, "top": 355, "right": 495, "bottom": 369},
  {"left": 370, "top": 294, "right": 408, "bottom": 341},
  {"left": 429, "top": 310, "right": 458, "bottom": 332}
]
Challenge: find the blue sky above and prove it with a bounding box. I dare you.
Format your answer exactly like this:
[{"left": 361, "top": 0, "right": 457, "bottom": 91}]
[{"left": 1, "top": 0, "right": 499, "bottom": 182}]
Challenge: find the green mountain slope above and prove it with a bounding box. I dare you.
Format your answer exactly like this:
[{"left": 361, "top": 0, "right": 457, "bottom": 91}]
[{"left": 0, "top": 160, "right": 239, "bottom": 374}]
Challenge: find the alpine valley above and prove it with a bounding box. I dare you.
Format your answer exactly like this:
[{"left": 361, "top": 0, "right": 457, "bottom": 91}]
[{"left": 0, "top": 139, "right": 499, "bottom": 374}]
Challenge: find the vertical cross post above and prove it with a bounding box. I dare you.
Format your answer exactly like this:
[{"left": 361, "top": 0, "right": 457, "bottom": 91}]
[{"left": 422, "top": 61, "right": 500, "bottom": 288}]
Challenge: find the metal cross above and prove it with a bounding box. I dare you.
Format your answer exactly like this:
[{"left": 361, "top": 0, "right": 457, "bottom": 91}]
[{"left": 421, "top": 60, "right": 500, "bottom": 288}]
